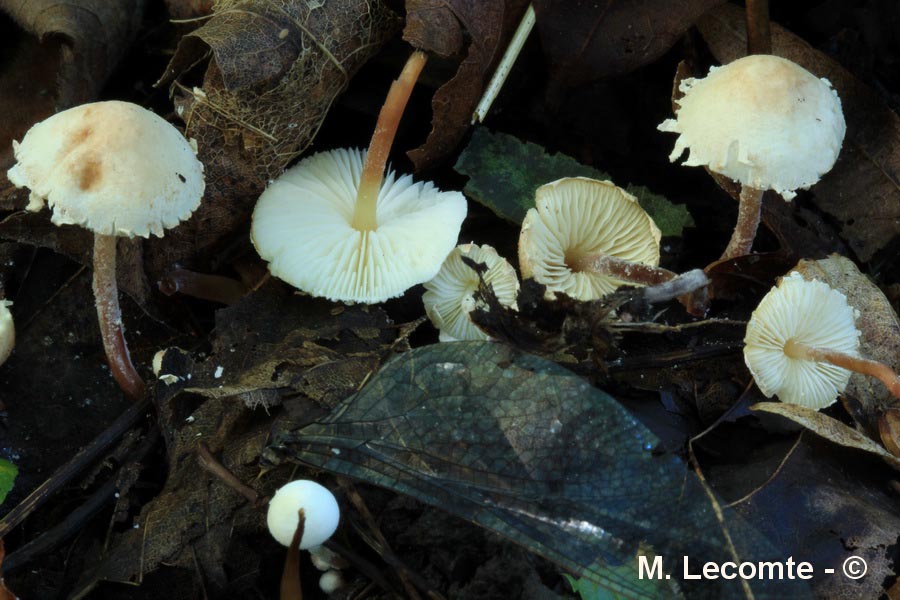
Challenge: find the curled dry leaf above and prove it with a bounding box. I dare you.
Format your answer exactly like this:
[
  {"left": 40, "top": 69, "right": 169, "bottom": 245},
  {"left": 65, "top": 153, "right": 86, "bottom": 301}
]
[
  {"left": 403, "top": 0, "right": 530, "bottom": 171},
  {"left": 879, "top": 408, "right": 900, "bottom": 458},
  {"left": 752, "top": 402, "right": 900, "bottom": 471},
  {"left": 153, "top": 0, "right": 398, "bottom": 274},
  {"left": 697, "top": 4, "right": 900, "bottom": 262},
  {"left": 532, "top": 0, "right": 725, "bottom": 89},
  {"left": 0, "top": 0, "right": 145, "bottom": 200},
  {"left": 792, "top": 255, "right": 900, "bottom": 423}
]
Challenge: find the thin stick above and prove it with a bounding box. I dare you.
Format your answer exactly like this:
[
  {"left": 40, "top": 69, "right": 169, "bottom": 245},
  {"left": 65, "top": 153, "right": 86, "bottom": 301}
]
[
  {"left": 570, "top": 253, "right": 677, "bottom": 286},
  {"left": 196, "top": 443, "right": 263, "bottom": 506},
  {"left": 720, "top": 186, "right": 764, "bottom": 261},
  {"left": 281, "top": 509, "right": 305, "bottom": 600},
  {"left": 159, "top": 268, "right": 248, "bottom": 305},
  {"left": 785, "top": 341, "right": 900, "bottom": 399},
  {"left": 352, "top": 51, "right": 428, "bottom": 231},
  {"left": 472, "top": 4, "right": 536, "bottom": 124},
  {"left": 746, "top": 0, "right": 772, "bottom": 55},
  {"left": 0, "top": 395, "right": 151, "bottom": 539},
  {"left": 93, "top": 234, "right": 145, "bottom": 401}
]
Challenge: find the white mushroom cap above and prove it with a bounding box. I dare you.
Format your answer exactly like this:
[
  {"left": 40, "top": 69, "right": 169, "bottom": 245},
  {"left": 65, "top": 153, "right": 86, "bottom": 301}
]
[
  {"left": 422, "top": 243, "right": 519, "bottom": 342},
  {"left": 251, "top": 148, "right": 467, "bottom": 304},
  {"left": 0, "top": 301, "right": 13, "bottom": 366},
  {"left": 658, "top": 55, "right": 845, "bottom": 200},
  {"left": 518, "top": 177, "right": 661, "bottom": 301},
  {"left": 319, "top": 570, "right": 344, "bottom": 594},
  {"left": 7, "top": 101, "right": 205, "bottom": 238},
  {"left": 744, "top": 272, "right": 860, "bottom": 409},
  {"left": 266, "top": 480, "right": 340, "bottom": 549}
]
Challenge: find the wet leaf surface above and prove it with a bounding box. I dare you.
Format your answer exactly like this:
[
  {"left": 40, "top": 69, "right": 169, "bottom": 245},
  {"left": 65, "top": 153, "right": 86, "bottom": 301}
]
[
  {"left": 455, "top": 128, "right": 694, "bottom": 236},
  {"left": 532, "top": 0, "right": 725, "bottom": 88},
  {"left": 698, "top": 4, "right": 900, "bottom": 262},
  {"left": 752, "top": 402, "right": 900, "bottom": 471},
  {"left": 403, "top": 0, "right": 530, "bottom": 170},
  {"left": 266, "top": 341, "right": 812, "bottom": 599}
]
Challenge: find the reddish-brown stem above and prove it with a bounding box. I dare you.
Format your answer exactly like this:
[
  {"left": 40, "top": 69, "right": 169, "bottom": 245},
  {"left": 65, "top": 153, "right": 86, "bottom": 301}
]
[
  {"left": 721, "top": 185, "right": 764, "bottom": 261},
  {"left": 570, "top": 253, "right": 677, "bottom": 286},
  {"left": 93, "top": 234, "right": 145, "bottom": 401},
  {"left": 281, "top": 509, "right": 305, "bottom": 600},
  {"left": 159, "top": 268, "right": 248, "bottom": 305},
  {"left": 352, "top": 50, "right": 428, "bottom": 231},
  {"left": 196, "top": 443, "right": 263, "bottom": 506},
  {"left": 746, "top": 0, "right": 772, "bottom": 55},
  {"left": 784, "top": 340, "right": 900, "bottom": 399}
]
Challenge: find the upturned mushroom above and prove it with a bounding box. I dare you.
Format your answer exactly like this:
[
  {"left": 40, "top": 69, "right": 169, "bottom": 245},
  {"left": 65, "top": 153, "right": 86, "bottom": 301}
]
[
  {"left": 7, "top": 101, "right": 205, "bottom": 399},
  {"left": 423, "top": 243, "right": 519, "bottom": 341},
  {"left": 518, "top": 177, "right": 674, "bottom": 301},
  {"left": 252, "top": 51, "right": 466, "bottom": 304},
  {"left": 744, "top": 272, "right": 900, "bottom": 409},
  {"left": 658, "top": 54, "right": 845, "bottom": 260},
  {"left": 267, "top": 480, "right": 340, "bottom": 550}
]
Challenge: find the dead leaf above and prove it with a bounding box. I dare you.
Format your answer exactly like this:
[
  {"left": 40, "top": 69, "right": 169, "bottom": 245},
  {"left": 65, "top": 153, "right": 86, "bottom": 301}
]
[
  {"left": 752, "top": 402, "right": 900, "bottom": 471},
  {"left": 0, "top": 541, "right": 17, "bottom": 600},
  {"left": 0, "top": 0, "right": 145, "bottom": 192},
  {"left": 154, "top": 0, "right": 398, "bottom": 274},
  {"left": 403, "top": 0, "right": 530, "bottom": 171},
  {"left": 532, "top": 0, "right": 725, "bottom": 88},
  {"left": 879, "top": 408, "right": 900, "bottom": 457},
  {"left": 793, "top": 255, "right": 900, "bottom": 422},
  {"left": 164, "top": 0, "right": 212, "bottom": 19},
  {"left": 0, "top": 211, "right": 150, "bottom": 306},
  {"left": 698, "top": 4, "right": 900, "bottom": 262}
]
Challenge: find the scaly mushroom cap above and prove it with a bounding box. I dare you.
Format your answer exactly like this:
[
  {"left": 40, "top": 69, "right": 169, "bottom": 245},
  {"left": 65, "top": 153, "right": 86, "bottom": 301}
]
[
  {"left": 266, "top": 480, "right": 340, "bottom": 549},
  {"left": 7, "top": 101, "right": 205, "bottom": 237},
  {"left": 518, "top": 177, "right": 661, "bottom": 301},
  {"left": 422, "top": 243, "right": 519, "bottom": 342},
  {"left": 251, "top": 148, "right": 467, "bottom": 304},
  {"left": 744, "top": 272, "right": 860, "bottom": 409},
  {"left": 0, "top": 301, "right": 13, "bottom": 367},
  {"left": 658, "top": 55, "right": 845, "bottom": 200}
]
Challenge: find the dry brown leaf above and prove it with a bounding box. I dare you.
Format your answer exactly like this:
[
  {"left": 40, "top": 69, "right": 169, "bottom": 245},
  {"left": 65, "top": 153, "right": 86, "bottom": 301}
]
[
  {"left": 0, "top": 0, "right": 145, "bottom": 193},
  {"left": 403, "top": 0, "right": 530, "bottom": 171},
  {"left": 153, "top": 0, "right": 398, "bottom": 275},
  {"left": 697, "top": 4, "right": 900, "bottom": 262},
  {"left": 752, "top": 402, "right": 900, "bottom": 471},
  {"left": 533, "top": 0, "right": 725, "bottom": 88},
  {"left": 793, "top": 255, "right": 900, "bottom": 421},
  {"left": 879, "top": 408, "right": 900, "bottom": 457}
]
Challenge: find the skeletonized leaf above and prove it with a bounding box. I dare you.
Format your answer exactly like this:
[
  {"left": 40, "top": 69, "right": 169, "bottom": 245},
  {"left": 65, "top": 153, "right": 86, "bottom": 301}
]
[
  {"left": 267, "top": 341, "right": 811, "bottom": 599},
  {"left": 697, "top": 4, "right": 900, "bottom": 262}
]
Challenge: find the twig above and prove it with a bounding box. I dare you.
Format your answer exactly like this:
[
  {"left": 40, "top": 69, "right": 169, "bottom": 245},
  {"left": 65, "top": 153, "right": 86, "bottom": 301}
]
[
  {"left": 0, "top": 395, "right": 152, "bottom": 539},
  {"left": 196, "top": 443, "right": 263, "bottom": 506},
  {"left": 725, "top": 433, "right": 802, "bottom": 508}
]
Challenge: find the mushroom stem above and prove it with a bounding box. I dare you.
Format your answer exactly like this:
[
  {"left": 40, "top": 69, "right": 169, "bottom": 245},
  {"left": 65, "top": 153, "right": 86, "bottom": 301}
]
[
  {"left": 281, "top": 509, "right": 305, "bottom": 600},
  {"left": 784, "top": 340, "right": 900, "bottom": 399},
  {"left": 352, "top": 50, "right": 428, "bottom": 232},
  {"left": 569, "top": 253, "right": 677, "bottom": 286},
  {"left": 746, "top": 0, "right": 772, "bottom": 55},
  {"left": 93, "top": 234, "right": 145, "bottom": 401},
  {"left": 721, "top": 185, "right": 764, "bottom": 261}
]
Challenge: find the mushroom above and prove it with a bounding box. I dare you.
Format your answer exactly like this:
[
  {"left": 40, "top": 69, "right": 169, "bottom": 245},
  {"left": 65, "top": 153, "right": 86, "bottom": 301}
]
[
  {"left": 252, "top": 51, "right": 466, "bottom": 304},
  {"left": 267, "top": 480, "right": 340, "bottom": 549},
  {"left": 423, "top": 243, "right": 519, "bottom": 341},
  {"left": 658, "top": 54, "right": 845, "bottom": 261},
  {"left": 7, "top": 101, "right": 204, "bottom": 400},
  {"left": 518, "top": 177, "right": 674, "bottom": 301},
  {"left": 744, "top": 272, "right": 900, "bottom": 409},
  {"left": 0, "top": 301, "right": 13, "bottom": 367}
]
